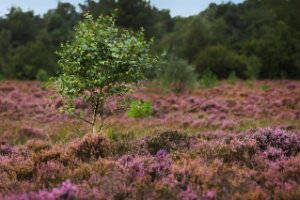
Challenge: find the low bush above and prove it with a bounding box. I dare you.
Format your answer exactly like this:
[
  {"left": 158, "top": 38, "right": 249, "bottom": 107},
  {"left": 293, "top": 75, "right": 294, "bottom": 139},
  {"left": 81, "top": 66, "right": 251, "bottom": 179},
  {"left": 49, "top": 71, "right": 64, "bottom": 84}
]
[
  {"left": 26, "top": 139, "right": 51, "bottom": 153},
  {"left": 146, "top": 131, "right": 191, "bottom": 155},
  {"left": 118, "top": 150, "right": 173, "bottom": 180},
  {"left": 17, "top": 127, "right": 46, "bottom": 143},
  {"left": 108, "top": 131, "right": 136, "bottom": 155},
  {"left": 3, "top": 180, "right": 77, "bottom": 200},
  {"left": 247, "top": 127, "right": 300, "bottom": 157},
  {"left": 71, "top": 134, "right": 111, "bottom": 162},
  {"left": 156, "top": 54, "right": 197, "bottom": 93},
  {"left": 36, "top": 160, "right": 66, "bottom": 188}
]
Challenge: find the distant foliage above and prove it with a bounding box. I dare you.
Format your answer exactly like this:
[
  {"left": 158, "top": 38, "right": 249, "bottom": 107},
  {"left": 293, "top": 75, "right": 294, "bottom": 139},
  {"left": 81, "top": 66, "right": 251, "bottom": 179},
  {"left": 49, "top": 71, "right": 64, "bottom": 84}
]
[
  {"left": 194, "top": 45, "right": 250, "bottom": 79},
  {"left": 36, "top": 69, "right": 49, "bottom": 82},
  {"left": 228, "top": 71, "right": 238, "bottom": 85},
  {"left": 1, "top": 0, "right": 300, "bottom": 80},
  {"left": 199, "top": 68, "right": 218, "bottom": 88},
  {"left": 260, "top": 84, "right": 270, "bottom": 92},
  {"left": 127, "top": 99, "right": 153, "bottom": 118},
  {"left": 245, "top": 56, "right": 262, "bottom": 79},
  {"left": 246, "top": 80, "right": 254, "bottom": 89},
  {"left": 156, "top": 54, "right": 197, "bottom": 93}
]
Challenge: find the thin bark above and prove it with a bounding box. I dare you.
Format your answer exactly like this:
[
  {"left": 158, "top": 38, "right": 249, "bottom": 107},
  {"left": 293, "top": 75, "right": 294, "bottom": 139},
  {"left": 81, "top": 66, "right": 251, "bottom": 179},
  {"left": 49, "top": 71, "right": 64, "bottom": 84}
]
[
  {"left": 92, "top": 98, "right": 100, "bottom": 134},
  {"left": 98, "top": 99, "right": 105, "bottom": 131}
]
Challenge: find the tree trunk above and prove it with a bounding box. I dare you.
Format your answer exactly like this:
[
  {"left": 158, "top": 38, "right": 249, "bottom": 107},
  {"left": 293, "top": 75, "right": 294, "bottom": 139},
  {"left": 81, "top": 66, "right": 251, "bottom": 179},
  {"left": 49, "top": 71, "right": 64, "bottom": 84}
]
[
  {"left": 92, "top": 98, "right": 100, "bottom": 134},
  {"left": 92, "top": 124, "right": 97, "bottom": 134}
]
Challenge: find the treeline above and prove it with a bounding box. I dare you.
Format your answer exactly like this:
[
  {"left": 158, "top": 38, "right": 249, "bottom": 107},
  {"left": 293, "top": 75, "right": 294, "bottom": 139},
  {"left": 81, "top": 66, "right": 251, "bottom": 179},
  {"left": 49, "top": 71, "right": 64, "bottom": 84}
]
[{"left": 0, "top": 0, "right": 299, "bottom": 80}]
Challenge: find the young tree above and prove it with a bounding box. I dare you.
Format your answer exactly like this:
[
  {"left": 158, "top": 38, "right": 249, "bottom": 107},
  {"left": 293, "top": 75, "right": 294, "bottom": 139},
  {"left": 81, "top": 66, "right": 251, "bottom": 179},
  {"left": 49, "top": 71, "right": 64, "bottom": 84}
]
[{"left": 55, "top": 13, "right": 156, "bottom": 134}]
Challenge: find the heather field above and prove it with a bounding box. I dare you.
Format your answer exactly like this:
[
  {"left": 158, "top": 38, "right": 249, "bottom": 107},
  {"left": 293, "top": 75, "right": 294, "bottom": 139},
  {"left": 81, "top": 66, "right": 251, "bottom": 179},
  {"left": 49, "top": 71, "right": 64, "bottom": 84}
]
[{"left": 1, "top": 80, "right": 300, "bottom": 200}]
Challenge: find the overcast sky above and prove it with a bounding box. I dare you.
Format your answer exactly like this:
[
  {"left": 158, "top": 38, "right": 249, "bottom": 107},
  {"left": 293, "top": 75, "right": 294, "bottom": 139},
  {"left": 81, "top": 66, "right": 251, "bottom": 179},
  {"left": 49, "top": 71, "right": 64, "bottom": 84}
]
[{"left": 0, "top": 0, "right": 244, "bottom": 17}]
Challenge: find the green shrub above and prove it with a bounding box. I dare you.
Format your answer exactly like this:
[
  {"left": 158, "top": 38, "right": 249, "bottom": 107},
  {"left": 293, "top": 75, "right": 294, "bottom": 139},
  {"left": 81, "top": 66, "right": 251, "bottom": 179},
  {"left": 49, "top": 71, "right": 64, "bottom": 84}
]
[
  {"left": 199, "top": 68, "right": 218, "bottom": 88},
  {"left": 127, "top": 99, "right": 153, "bottom": 118},
  {"left": 228, "top": 71, "right": 238, "bottom": 85},
  {"left": 156, "top": 54, "right": 197, "bottom": 93},
  {"left": 36, "top": 69, "right": 49, "bottom": 81}
]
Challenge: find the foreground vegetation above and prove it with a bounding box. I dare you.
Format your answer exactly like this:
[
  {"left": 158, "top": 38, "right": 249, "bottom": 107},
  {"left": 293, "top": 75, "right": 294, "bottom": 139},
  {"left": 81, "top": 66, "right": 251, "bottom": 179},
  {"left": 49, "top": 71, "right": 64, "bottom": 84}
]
[{"left": 0, "top": 80, "right": 300, "bottom": 199}]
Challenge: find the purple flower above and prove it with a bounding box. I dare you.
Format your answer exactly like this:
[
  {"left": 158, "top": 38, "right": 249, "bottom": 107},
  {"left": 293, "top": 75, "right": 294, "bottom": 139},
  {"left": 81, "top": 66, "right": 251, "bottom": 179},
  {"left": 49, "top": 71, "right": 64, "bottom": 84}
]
[
  {"left": 3, "top": 180, "right": 77, "bottom": 200},
  {"left": 179, "top": 186, "right": 199, "bottom": 200}
]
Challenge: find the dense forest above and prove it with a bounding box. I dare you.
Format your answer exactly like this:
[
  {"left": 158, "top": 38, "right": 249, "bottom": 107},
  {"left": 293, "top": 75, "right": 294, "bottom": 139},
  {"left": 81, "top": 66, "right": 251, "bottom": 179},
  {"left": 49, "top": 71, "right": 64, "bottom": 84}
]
[{"left": 0, "top": 0, "right": 299, "bottom": 80}]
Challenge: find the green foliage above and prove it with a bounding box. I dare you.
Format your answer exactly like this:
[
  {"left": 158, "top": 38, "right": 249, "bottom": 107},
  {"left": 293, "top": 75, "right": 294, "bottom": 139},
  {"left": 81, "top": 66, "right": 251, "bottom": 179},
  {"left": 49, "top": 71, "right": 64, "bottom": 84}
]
[
  {"left": 127, "top": 99, "right": 153, "bottom": 118},
  {"left": 260, "top": 84, "right": 270, "bottom": 92},
  {"left": 228, "top": 71, "right": 238, "bottom": 85},
  {"left": 55, "top": 13, "right": 156, "bottom": 130},
  {"left": 243, "top": 21, "right": 300, "bottom": 79},
  {"left": 44, "top": 2, "right": 79, "bottom": 46},
  {"left": 36, "top": 69, "right": 49, "bottom": 82},
  {"left": 199, "top": 68, "right": 218, "bottom": 88},
  {"left": 245, "top": 56, "right": 262, "bottom": 79},
  {"left": 246, "top": 80, "right": 254, "bottom": 89},
  {"left": 156, "top": 54, "right": 198, "bottom": 93},
  {"left": 0, "top": 73, "right": 4, "bottom": 80}
]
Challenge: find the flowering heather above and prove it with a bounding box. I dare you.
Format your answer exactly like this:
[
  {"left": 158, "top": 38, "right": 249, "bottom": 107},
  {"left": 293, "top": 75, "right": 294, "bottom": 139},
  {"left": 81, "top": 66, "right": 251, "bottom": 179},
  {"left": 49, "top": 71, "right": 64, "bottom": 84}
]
[
  {"left": 118, "top": 149, "right": 173, "bottom": 179},
  {"left": 247, "top": 127, "right": 300, "bottom": 157},
  {"left": 71, "top": 133, "right": 111, "bottom": 161},
  {"left": 2, "top": 180, "right": 77, "bottom": 200},
  {"left": 0, "top": 80, "right": 300, "bottom": 199}
]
